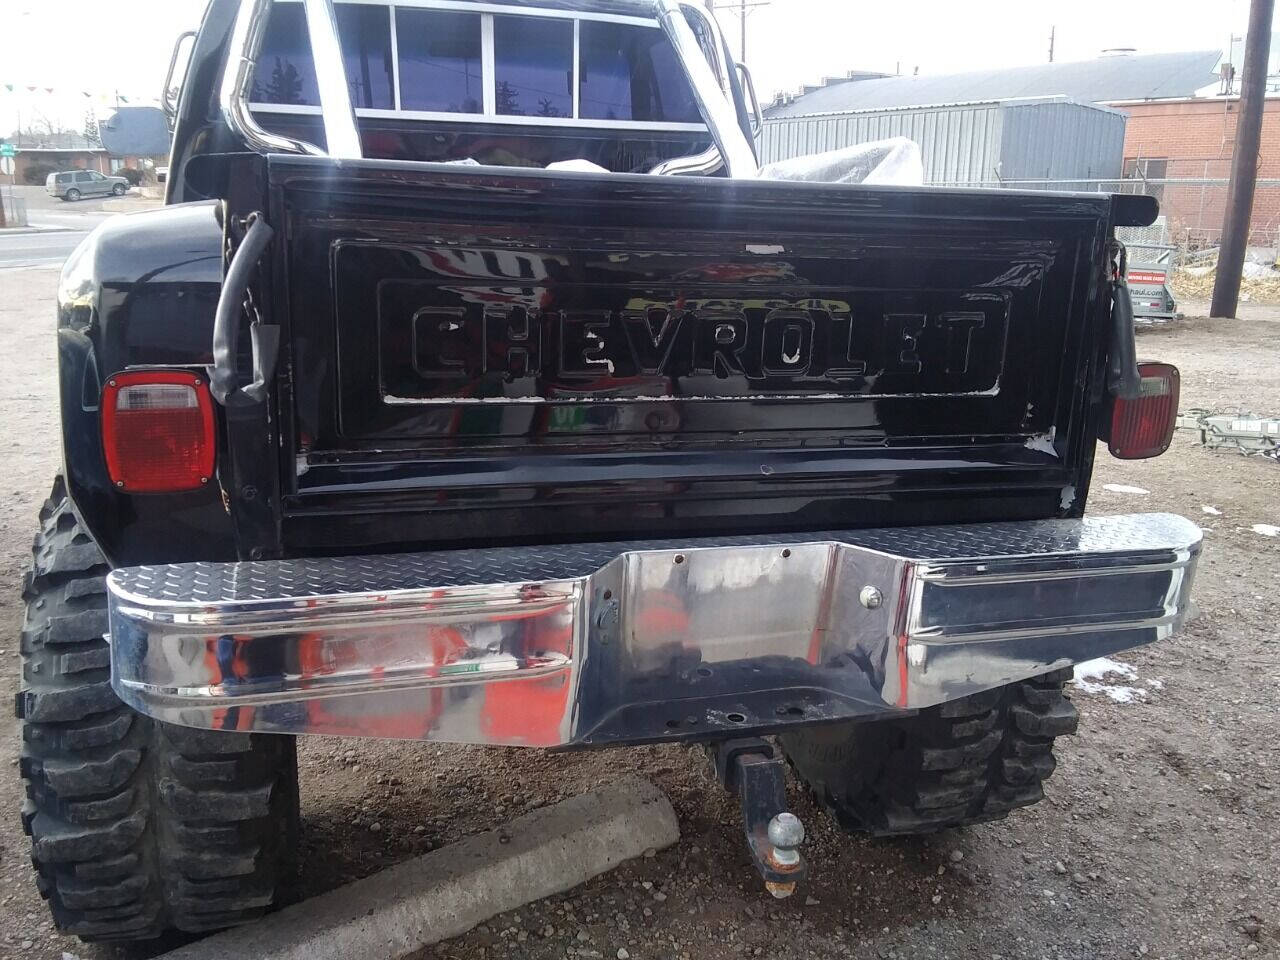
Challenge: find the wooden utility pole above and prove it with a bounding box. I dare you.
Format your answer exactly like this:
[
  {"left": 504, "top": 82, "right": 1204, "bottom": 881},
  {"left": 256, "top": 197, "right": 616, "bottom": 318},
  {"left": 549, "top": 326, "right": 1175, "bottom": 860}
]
[
  {"left": 1211, "top": 0, "right": 1275, "bottom": 318},
  {"left": 711, "top": 0, "right": 770, "bottom": 63},
  {"left": 1048, "top": 26, "right": 1056, "bottom": 63}
]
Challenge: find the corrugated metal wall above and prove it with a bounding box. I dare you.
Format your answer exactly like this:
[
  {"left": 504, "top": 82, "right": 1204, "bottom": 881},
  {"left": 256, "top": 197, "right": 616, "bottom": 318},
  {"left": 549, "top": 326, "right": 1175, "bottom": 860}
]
[
  {"left": 759, "top": 102, "right": 1003, "bottom": 183},
  {"left": 998, "top": 100, "right": 1126, "bottom": 183},
  {"left": 759, "top": 97, "right": 1125, "bottom": 186}
]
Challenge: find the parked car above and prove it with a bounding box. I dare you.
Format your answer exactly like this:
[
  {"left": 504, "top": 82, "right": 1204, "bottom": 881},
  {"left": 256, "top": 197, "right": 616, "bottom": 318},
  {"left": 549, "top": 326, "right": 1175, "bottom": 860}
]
[
  {"left": 17, "top": 0, "right": 1198, "bottom": 944},
  {"left": 44, "top": 169, "right": 129, "bottom": 201}
]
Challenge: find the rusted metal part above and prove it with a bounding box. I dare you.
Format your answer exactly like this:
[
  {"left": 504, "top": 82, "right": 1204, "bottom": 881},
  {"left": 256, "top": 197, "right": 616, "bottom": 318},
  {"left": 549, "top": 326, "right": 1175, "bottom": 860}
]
[{"left": 712, "top": 739, "right": 806, "bottom": 896}]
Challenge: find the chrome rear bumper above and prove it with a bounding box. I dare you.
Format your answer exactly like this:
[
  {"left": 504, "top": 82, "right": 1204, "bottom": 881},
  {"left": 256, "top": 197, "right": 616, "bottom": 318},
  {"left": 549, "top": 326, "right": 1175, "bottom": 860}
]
[{"left": 107, "top": 513, "right": 1200, "bottom": 746}]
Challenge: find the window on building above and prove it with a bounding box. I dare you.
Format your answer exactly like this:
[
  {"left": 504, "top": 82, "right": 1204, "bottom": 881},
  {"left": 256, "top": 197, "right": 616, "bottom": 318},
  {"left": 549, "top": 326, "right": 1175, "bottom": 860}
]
[
  {"left": 252, "top": 2, "right": 394, "bottom": 109},
  {"left": 493, "top": 15, "right": 573, "bottom": 118},
  {"left": 1123, "top": 157, "right": 1168, "bottom": 203},
  {"left": 1124, "top": 158, "right": 1168, "bottom": 180},
  {"left": 396, "top": 9, "right": 483, "bottom": 114},
  {"left": 578, "top": 20, "right": 701, "bottom": 123}
]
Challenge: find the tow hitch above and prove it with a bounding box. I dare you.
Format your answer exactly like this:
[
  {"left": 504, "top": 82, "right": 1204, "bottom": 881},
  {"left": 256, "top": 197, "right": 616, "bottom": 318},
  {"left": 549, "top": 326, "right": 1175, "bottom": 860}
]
[{"left": 711, "top": 738, "right": 806, "bottom": 898}]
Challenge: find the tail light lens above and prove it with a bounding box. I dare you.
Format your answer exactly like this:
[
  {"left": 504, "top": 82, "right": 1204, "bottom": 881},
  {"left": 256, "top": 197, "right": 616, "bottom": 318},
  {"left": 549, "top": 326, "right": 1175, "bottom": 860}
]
[
  {"left": 102, "top": 371, "right": 216, "bottom": 492},
  {"left": 1109, "top": 362, "right": 1179, "bottom": 460}
]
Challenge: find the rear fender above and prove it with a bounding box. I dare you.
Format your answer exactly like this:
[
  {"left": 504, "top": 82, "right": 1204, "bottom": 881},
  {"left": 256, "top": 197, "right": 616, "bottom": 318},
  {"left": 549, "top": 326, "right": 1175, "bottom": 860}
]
[{"left": 56, "top": 201, "right": 235, "bottom": 566}]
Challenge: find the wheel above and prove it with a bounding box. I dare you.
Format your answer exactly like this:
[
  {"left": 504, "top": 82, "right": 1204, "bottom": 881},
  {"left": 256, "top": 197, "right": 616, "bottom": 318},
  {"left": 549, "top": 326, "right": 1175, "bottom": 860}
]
[
  {"left": 779, "top": 669, "right": 1079, "bottom": 836},
  {"left": 16, "top": 476, "right": 300, "bottom": 942},
  {"left": 112, "top": 183, "right": 127, "bottom": 196},
  {"left": 65, "top": 188, "right": 81, "bottom": 201}
]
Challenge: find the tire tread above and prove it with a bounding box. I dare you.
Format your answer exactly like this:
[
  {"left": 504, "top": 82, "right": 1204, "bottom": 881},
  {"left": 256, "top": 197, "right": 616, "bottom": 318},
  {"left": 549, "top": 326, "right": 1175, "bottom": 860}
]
[
  {"left": 781, "top": 671, "right": 1079, "bottom": 836},
  {"left": 17, "top": 477, "right": 298, "bottom": 942}
]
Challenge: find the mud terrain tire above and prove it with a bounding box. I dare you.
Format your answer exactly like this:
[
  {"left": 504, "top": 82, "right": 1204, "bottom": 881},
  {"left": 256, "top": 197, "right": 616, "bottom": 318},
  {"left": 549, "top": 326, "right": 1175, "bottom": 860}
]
[
  {"left": 780, "top": 669, "right": 1078, "bottom": 836},
  {"left": 16, "top": 477, "right": 299, "bottom": 941}
]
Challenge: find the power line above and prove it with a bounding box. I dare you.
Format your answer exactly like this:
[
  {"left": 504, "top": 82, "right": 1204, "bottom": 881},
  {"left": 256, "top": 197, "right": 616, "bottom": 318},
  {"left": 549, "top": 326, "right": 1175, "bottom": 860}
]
[{"left": 710, "top": 1, "right": 772, "bottom": 63}]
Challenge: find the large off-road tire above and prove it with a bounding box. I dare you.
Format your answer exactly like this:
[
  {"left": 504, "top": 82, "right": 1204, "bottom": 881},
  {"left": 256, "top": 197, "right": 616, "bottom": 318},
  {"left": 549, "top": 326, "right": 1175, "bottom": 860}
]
[
  {"left": 780, "top": 669, "right": 1078, "bottom": 836},
  {"left": 16, "top": 477, "right": 300, "bottom": 942}
]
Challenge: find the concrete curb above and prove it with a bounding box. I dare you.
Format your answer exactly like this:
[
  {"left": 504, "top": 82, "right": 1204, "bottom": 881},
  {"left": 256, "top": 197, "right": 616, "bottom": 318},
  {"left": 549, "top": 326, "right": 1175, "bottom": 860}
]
[
  {"left": 0, "top": 225, "right": 73, "bottom": 235},
  {"left": 159, "top": 775, "right": 679, "bottom": 960},
  {"left": 101, "top": 197, "right": 164, "bottom": 213}
]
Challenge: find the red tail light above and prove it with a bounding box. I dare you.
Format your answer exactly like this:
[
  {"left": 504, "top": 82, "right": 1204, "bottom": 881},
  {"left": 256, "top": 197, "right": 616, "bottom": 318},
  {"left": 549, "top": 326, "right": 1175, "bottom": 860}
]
[
  {"left": 1109, "top": 362, "right": 1179, "bottom": 460},
  {"left": 102, "top": 371, "right": 216, "bottom": 493}
]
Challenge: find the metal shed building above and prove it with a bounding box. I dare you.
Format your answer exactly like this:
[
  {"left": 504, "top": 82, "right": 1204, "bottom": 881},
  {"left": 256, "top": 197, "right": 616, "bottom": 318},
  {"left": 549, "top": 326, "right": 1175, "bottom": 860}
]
[{"left": 759, "top": 96, "right": 1127, "bottom": 186}]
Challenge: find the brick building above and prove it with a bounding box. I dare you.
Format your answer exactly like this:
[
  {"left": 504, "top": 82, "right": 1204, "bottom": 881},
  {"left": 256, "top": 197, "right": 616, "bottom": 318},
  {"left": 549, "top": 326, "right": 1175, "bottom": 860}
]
[
  {"left": 1109, "top": 96, "right": 1280, "bottom": 246},
  {"left": 2, "top": 133, "right": 109, "bottom": 182}
]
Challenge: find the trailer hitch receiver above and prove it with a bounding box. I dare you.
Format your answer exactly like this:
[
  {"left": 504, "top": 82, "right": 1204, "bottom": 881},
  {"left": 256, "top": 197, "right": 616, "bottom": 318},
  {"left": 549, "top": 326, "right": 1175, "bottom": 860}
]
[{"left": 712, "top": 738, "right": 806, "bottom": 897}]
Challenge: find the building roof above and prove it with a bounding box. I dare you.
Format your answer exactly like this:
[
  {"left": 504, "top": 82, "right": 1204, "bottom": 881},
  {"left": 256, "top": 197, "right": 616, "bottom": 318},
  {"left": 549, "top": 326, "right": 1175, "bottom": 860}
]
[
  {"left": 5, "top": 132, "right": 104, "bottom": 152},
  {"left": 99, "top": 107, "right": 171, "bottom": 158},
  {"left": 766, "top": 50, "right": 1223, "bottom": 118}
]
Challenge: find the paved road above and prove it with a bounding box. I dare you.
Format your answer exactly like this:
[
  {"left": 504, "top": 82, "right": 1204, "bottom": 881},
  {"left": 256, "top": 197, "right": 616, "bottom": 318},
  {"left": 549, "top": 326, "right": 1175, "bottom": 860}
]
[
  {"left": 0, "top": 230, "right": 87, "bottom": 270},
  {"left": 0, "top": 184, "right": 137, "bottom": 270}
]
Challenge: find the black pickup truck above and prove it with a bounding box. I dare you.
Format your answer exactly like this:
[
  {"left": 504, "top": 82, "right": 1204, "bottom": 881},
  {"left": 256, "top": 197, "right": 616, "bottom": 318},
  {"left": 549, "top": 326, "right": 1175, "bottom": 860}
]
[{"left": 17, "top": 0, "right": 1200, "bottom": 942}]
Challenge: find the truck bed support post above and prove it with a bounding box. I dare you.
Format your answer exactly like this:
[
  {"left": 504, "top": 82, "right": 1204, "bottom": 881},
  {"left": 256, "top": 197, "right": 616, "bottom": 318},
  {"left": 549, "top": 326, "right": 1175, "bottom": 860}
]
[{"left": 1211, "top": 0, "right": 1274, "bottom": 318}]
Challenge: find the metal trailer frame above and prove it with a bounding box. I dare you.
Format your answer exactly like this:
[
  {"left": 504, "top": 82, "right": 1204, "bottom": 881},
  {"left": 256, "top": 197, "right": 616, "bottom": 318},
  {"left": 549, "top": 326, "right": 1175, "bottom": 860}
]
[{"left": 1125, "top": 243, "right": 1179, "bottom": 322}]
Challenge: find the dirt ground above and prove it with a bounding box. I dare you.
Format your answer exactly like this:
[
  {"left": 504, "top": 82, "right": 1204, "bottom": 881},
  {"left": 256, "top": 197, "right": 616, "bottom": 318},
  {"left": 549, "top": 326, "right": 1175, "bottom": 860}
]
[{"left": 0, "top": 271, "right": 1277, "bottom": 960}]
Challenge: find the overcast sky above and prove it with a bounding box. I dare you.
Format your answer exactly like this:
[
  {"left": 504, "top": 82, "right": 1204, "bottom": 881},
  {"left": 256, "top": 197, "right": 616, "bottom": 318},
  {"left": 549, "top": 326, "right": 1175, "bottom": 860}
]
[{"left": 0, "top": 0, "right": 1266, "bottom": 137}]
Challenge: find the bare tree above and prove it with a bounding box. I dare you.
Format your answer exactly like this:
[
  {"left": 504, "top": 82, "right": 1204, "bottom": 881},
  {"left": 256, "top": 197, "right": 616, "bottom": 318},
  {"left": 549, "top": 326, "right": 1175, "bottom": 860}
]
[{"left": 83, "top": 111, "right": 102, "bottom": 148}]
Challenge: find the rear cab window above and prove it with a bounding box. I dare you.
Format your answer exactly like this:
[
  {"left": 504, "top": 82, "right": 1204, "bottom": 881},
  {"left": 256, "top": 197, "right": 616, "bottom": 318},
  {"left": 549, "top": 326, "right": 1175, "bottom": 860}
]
[
  {"left": 250, "top": 0, "right": 706, "bottom": 131},
  {"left": 396, "top": 8, "right": 482, "bottom": 114}
]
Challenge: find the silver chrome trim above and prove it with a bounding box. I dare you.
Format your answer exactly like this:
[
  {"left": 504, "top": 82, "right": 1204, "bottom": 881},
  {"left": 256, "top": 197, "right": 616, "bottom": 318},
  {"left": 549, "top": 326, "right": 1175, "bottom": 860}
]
[
  {"left": 162, "top": 30, "right": 197, "bottom": 129},
  {"left": 249, "top": 102, "right": 708, "bottom": 131},
  {"left": 648, "top": 144, "right": 723, "bottom": 177},
  {"left": 737, "top": 61, "right": 763, "bottom": 139},
  {"left": 220, "top": 0, "right": 324, "bottom": 155},
  {"left": 303, "top": 0, "right": 364, "bottom": 158},
  {"left": 221, "top": 0, "right": 749, "bottom": 173},
  {"left": 655, "top": 0, "right": 756, "bottom": 178},
  {"left": 109, "top": 513, "right": 1200, "bottom": 745}
]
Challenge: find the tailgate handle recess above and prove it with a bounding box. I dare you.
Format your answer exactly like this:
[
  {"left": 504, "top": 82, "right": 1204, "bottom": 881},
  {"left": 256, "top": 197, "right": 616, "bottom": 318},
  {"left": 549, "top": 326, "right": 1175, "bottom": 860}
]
[{"left": 210, "top": 212, "right": 276, "bottom": 405}]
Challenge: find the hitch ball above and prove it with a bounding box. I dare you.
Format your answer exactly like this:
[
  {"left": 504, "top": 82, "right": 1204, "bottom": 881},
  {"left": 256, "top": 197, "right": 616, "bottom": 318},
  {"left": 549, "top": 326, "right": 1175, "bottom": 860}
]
[{"left": 767, "top": 813, "right": 804, "bottom": 866}]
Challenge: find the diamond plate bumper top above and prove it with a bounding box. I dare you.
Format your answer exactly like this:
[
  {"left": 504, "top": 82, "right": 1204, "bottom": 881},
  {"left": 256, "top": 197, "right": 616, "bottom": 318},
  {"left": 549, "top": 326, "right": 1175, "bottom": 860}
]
[{"left": 107, "top": 513, "right": 1200, "bottom": 746}]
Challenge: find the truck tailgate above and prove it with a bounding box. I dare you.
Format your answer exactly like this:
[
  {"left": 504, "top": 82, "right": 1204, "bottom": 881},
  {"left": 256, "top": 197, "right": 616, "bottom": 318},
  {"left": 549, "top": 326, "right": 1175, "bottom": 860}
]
[{"left": 250, "top": 157, "right": 1119, "bottom": 553}]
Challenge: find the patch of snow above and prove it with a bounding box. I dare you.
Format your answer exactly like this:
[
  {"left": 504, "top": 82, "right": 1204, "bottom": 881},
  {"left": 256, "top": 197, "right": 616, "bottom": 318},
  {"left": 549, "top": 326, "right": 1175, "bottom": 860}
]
[
  {"left": 1024, "top": 429, "right": 1057, "bottom": 456},
  {"left": 1072, "top": 657, "right": 1148, "bottom": 704},
  {"left": 1252, "top": 524, "right": 1280, "bottom": 537},
  {"left": 1102, "top": 484, "right": 1150, "bottom": 495},
  {"left": 1059, "top": 485, "right": 1077, "bottom": 511},
  {"left": 1201, "top": 505, "right": 1222, "bottom": 516}
]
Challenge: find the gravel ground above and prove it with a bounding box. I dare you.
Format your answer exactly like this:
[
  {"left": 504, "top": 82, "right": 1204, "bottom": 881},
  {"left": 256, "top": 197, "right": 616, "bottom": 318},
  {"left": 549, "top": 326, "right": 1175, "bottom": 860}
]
[{"left": 0, "top": 270, "right": 1277, "bottom": 960}]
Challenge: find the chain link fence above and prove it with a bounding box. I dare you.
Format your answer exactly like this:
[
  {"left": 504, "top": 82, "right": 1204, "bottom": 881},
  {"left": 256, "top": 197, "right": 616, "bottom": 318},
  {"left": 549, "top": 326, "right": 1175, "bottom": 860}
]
[
  {"left": 0, "top": 186, "right": 29, "bottom": 229},
  {"left": 933, "top": 170, "right": 1280, "bottom": 302},
  {"left": 934, "top": 168, "right": 1280, "bottom": 251}
]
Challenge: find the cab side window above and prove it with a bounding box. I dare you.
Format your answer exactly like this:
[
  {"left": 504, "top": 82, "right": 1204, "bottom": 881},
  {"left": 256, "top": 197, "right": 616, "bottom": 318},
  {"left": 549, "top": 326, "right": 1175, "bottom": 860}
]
[{"left": 579, "top": 21, "right": 701, "bottom": 123}]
